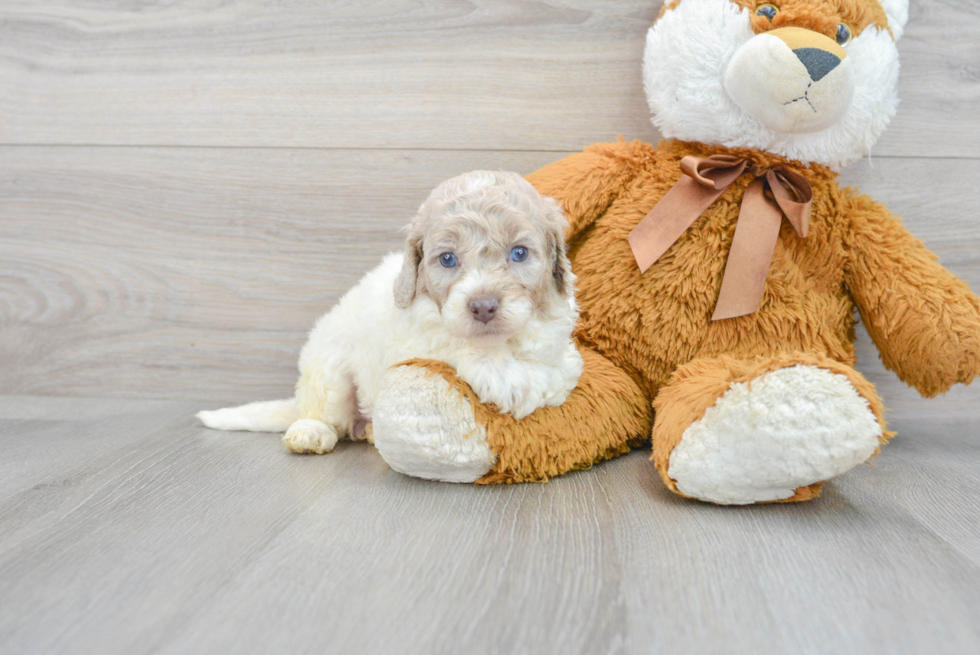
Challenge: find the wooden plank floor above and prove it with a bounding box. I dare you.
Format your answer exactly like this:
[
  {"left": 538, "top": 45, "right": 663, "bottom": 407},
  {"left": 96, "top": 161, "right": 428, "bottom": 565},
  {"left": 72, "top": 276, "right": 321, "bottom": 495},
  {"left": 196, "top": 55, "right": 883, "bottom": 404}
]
[
  {"left": 1, "top": 395, "right": 978, "bottom": 654},
  {"left": 2, "top": 1, "right": 980, "bottom": 653}
]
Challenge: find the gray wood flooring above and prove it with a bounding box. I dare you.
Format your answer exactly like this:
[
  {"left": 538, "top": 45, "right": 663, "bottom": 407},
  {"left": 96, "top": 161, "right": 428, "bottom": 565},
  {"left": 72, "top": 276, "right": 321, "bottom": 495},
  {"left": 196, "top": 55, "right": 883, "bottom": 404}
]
[
  {"left": 2, "top": 1, "right": 979, "bottom": 653},
  {"left": 1, "top": 396, "right": 979, "bottom": 654}
]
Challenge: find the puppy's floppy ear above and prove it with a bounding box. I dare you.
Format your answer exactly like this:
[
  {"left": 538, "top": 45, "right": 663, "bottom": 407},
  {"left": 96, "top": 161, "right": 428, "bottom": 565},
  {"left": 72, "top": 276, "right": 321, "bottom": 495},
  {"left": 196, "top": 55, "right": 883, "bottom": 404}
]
[
  {"left": 544, "top": 198, "right": 574, "bottom": 298},
  {"left": 393, "top": 228, "right": 423, "bottom": 309}
]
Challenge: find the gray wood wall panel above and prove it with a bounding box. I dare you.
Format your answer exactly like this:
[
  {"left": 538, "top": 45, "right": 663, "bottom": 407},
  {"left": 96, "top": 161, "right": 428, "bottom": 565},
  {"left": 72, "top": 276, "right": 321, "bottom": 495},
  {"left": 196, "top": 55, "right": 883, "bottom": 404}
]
[
  {"left": 0, "top": 146, "right": 562, "bottom": 400},
  {"left": 0, "top": 1, "right": 978, "bottom": 157},
  {"left": 3, "top": 147, "right": 979, "bottom": 420}
]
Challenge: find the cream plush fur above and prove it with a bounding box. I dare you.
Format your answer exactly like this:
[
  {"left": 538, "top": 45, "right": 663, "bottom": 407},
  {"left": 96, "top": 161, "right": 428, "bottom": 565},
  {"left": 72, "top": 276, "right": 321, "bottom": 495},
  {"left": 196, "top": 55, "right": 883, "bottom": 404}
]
[
  {"left": 373, "top": 365, "right": 495, "bottom": 482},
  {"left": 643, "top": 0, "right": 906, "bottom": 169},
  {"left": 198, "top": 171, "right": 583, "bottom": 458},
  {"left": 667, "top": 365, "right": 883, "bottom": 504},
  {"left": 723, "top": 28, "right": 855, "bottom": 134}
]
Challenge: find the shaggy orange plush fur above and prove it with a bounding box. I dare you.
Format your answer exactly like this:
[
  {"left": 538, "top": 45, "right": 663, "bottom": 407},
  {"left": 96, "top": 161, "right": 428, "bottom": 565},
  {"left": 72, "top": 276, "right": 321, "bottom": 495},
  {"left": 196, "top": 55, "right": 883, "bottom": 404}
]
[
  {"left": 403, "top": 138, "right": 980, "bottom": 497},
  {"left": 395, "top": 348, "right": 652, "bottom": 484},
  {"left": 536, "top": 140, "right": 980, "bottom": 400},
  {"left": 743, "top": 0, "right": 889, "bottom": 38},
  {"left": 664, "top": 0, "right": 889, "bottom": 38}
]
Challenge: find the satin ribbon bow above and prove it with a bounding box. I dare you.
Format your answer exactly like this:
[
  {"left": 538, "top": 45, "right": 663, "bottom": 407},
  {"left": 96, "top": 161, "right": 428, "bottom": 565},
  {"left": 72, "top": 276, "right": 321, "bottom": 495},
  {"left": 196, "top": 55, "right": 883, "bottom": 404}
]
[{"left": 627, "top": 154, "right": 813, "bottom": 321}]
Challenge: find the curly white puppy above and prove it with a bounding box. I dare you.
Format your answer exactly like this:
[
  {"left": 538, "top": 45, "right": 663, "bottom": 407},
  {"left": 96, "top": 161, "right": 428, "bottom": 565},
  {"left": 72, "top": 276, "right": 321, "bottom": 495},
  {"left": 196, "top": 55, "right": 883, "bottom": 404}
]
[{"left": 197, "top": 170, "right": 583, "bottom": 455}]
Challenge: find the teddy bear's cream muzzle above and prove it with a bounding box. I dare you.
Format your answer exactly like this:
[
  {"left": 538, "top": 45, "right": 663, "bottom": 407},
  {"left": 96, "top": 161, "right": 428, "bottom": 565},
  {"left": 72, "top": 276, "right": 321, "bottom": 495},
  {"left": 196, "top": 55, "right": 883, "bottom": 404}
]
[{"left": 723, "top": 26, "right": 854, "bottom": 134}]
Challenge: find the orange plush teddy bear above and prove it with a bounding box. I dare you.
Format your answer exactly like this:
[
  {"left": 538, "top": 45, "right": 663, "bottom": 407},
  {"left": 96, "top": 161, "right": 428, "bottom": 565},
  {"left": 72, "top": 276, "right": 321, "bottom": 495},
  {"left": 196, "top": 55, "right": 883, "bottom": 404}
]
[{"left": 371, "top": 0, "right": 980, "bottom": 504}]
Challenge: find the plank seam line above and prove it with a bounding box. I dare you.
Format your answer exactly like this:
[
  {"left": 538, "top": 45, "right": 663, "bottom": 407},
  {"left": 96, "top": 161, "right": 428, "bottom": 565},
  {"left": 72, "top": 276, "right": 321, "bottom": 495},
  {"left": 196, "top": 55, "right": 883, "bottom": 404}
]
[{"left": 1, "top": 144, "right": 977, "bottom": 161}]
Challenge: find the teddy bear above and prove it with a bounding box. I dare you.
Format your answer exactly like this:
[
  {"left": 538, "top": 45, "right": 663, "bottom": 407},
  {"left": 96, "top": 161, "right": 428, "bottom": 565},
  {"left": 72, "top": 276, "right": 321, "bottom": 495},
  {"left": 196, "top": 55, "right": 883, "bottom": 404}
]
[{"left": 370, "top": 0, "right": 980, "bottom": 504}]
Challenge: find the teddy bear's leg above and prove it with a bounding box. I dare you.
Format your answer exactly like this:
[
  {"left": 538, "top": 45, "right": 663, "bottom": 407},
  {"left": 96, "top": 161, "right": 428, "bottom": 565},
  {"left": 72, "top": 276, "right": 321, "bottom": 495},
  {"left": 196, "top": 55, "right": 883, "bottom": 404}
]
[
  {"left": 651, "top": 353, "right": 891, "bottom": 505},
  {"left": 372, "top": 348, "right": 652, "bottom": 483}
]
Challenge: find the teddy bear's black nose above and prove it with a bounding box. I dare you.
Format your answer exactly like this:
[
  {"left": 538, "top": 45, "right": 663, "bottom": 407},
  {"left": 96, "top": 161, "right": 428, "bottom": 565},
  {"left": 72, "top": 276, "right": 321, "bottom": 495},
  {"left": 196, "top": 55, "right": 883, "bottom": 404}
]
[{"left": 793, "top": 47, "right": 841, "bottom": 82}]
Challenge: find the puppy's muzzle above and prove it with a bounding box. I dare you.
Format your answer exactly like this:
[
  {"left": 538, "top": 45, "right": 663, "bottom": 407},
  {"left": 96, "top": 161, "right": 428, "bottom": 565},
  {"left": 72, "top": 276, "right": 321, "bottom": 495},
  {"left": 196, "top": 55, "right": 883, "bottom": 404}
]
[{"left": 468, "top": 296, "right": 500, "bottom": 324}]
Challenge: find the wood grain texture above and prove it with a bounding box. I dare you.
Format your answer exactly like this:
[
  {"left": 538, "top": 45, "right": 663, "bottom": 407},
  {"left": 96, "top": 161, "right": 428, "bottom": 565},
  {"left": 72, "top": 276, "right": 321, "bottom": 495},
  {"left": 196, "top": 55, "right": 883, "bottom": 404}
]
[
  {"left": 0, "top": 0, "right": 978, "bottom": 156},
  {"left": 0, "top": 395, "right": 978, "bottom": 655},
  {"left": 1, "top": 1, "right": 978, "bottom": 653},
  {"left": 3, "top": 147, "right": 979, "bottom": 420},
  {"left": 0, "top": 146, "right": 563, "bottom": 401}
]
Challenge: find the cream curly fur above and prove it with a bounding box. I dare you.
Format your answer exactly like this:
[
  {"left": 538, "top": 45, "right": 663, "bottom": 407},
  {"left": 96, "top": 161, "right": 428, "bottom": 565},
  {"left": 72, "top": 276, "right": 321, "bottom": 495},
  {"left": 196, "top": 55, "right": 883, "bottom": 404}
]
[{"left": 198, "top": 171, "right": 583, "bottom": 454}]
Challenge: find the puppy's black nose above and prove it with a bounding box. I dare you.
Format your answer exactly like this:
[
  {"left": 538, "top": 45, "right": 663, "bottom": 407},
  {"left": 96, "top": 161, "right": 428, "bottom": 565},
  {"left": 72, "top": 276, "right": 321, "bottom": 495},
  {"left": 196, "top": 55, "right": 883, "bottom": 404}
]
[
  {"left": 793, "top": 47, "right": 840, "bottom": 82},
  {"left": 468, "top": 297, "right": 500, "bottom": 324}
]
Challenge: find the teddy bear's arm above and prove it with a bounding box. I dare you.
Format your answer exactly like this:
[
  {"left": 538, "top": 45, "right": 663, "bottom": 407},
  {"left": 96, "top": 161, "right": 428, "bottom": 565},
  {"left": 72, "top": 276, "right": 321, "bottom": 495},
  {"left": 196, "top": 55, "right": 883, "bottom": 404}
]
[
  {"left": 372, "top": 347, "right": 653, "bottom": 483},
  {"left": 525, "top": 142, "right": 642, "bottom": 242},
  {"left": 843, "top": 190, "right": 980, "bottom": 397},
  {"left": 477, "top": 346, "right": 653, "bottom": 482}
]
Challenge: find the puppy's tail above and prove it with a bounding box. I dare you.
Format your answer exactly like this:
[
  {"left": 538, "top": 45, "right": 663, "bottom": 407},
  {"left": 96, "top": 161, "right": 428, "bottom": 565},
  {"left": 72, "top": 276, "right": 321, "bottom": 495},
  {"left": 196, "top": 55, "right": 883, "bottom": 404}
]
[{"left": 196, "top": 398, "right": 298, "bottom": 432}]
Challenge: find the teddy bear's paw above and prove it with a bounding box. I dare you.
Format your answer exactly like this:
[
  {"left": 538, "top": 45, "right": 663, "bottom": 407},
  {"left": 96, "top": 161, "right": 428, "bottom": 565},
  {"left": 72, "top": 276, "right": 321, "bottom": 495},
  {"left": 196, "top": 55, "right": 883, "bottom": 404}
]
[
  {"left": 667, "top": 365, "right": 882, "bottom": 505},
  {"left": 282, "top": 419, "right": 339, "bottom": 455},
  {"left": 372, "top": 365, "right": 496, "bottom": 483}
]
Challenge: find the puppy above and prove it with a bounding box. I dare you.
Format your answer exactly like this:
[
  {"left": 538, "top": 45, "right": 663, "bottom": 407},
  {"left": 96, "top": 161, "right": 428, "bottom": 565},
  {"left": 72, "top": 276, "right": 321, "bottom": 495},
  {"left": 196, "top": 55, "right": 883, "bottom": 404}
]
[{"left": 197, "top": 170, "right": 583, "bottom": 454}]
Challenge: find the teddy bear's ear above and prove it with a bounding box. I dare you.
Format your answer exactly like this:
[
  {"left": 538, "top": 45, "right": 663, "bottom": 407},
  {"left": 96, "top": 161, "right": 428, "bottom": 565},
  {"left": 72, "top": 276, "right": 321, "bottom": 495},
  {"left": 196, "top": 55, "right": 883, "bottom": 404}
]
[{"left": 879, "top": 0, "right": 909, "bottom": 40}]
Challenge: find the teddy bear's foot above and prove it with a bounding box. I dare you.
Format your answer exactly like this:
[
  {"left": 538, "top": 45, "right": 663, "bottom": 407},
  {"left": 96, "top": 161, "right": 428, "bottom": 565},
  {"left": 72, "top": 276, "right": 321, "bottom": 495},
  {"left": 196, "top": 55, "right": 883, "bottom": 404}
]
[
  {"left": 653, "top": 354, "right": 889, "bottom": 505},
  {"left": 372, "top": 363, "right": 496, "bottom": 483}
]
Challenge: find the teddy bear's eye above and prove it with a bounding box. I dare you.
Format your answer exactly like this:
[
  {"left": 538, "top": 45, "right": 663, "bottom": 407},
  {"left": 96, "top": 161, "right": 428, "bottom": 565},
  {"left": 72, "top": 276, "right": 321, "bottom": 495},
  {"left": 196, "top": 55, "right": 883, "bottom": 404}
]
[
  {"left": 755, "top": 4, "right": 778, "bottom": 21},
  {"left": 835, "top": 23, "right": 852, "bottom": 46}
]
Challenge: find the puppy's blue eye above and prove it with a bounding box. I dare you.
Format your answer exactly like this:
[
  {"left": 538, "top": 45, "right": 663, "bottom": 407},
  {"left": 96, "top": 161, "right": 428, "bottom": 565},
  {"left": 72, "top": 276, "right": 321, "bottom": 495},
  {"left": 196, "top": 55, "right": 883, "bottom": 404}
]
[
  {"left": 439, "top": 252, "right": 457, "bottom": 268},
  {"left": 510, "top": 246, "right": 528, "bottom": 263}
]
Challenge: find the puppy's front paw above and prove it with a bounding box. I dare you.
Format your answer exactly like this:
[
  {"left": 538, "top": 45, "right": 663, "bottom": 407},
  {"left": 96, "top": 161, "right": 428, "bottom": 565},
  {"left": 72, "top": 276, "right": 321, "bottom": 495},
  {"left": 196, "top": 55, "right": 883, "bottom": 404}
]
[
  {"left": 508, "top": 388, "right": 549, "bottom": 420},
  {"left": 283, "top": 419, "right": 339, "bottom": 454}
]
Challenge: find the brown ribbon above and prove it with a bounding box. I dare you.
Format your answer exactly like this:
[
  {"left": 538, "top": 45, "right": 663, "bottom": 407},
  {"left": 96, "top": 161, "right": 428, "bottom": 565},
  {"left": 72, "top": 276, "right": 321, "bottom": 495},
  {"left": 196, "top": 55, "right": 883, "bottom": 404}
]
[{"left": 627, "top": 154, "right": 812, "bottom": 321}]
